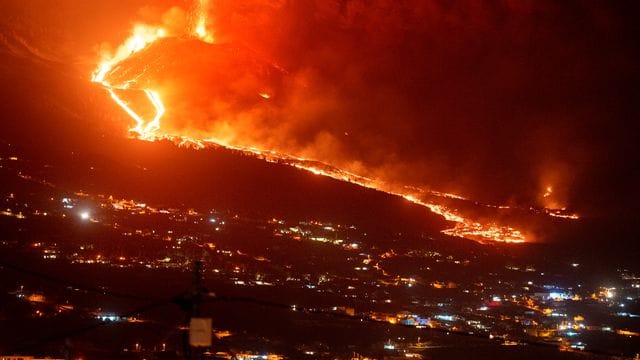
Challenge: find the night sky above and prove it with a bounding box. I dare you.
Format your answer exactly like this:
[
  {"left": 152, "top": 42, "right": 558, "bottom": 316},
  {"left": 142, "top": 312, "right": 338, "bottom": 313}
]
[{"left": 1, "top": 0, "right": 639, "bottom": 221}]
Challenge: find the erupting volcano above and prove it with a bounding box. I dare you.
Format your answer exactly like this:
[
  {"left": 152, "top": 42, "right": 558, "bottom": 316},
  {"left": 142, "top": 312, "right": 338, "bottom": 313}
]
[
  {"left": 90, "top": 0, "right": 584, "bottom": 244},
  {"left": 3, "top": 2, "right": 640, "bottom": 358}
]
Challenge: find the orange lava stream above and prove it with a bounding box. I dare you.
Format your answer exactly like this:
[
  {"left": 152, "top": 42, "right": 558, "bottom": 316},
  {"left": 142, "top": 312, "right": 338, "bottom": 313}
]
[
  {"left": 545, "top": 210, "right": 580, "bottom": 220},
  {"left": 91, "top": 2, "right": 578, "bottom": 244}
]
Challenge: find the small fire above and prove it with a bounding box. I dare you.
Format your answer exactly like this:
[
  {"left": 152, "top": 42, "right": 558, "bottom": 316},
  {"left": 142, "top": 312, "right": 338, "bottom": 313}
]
[
  {"left": 194, "top": 0, "right": 214, "bottom": 44},
  {"left": 539, "top": 184, "right": 577, "bottom": 219},
  {"left": 545, "top": 210, "right": 580, "bottom": 220},
  {"left": 92, "top": 2, "right": 579, "bottom": 245}
]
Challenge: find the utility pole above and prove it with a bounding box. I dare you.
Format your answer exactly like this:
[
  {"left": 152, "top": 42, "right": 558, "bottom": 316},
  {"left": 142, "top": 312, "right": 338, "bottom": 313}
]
[
  {"left": 192, "top": 260, "right": 204, "bottom": 317},
  {"left": 176, "top": 260, "right": 211, "bottom": 360}
]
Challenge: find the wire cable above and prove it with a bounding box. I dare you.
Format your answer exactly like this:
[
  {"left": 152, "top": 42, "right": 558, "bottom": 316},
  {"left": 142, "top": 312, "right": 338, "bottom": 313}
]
[
  {"left": 0, "top": 259, "right": 631, "bottom": 358},
  {"left": 0, "top": 258, "right": 163, "bottom": 302}
]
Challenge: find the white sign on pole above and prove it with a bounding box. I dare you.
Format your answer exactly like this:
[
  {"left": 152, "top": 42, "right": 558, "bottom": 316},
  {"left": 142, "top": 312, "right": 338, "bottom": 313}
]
[{"left": 189, "top": 317, "right": 212, "bottom": 347}]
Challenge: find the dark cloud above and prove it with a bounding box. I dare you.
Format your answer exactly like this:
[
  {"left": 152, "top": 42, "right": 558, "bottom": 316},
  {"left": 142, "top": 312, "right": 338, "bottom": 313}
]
[{"left": 141, "top": 0, "right": 640, "bottom": 216}]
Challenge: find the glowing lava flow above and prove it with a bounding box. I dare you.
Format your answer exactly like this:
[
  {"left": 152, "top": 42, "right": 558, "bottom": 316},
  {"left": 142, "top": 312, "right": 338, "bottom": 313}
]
[
  {"left": 92, "top": 24, "right": 168, "bottom": 141},
  {"left": 91, "top": 2, "right": 578, "bottom": 245},
  {"left": 104, "top": 89, "right": 164, "bottom": 140},
  {"left": 92, "top": 0, "right": 213, "bottom": 139}
]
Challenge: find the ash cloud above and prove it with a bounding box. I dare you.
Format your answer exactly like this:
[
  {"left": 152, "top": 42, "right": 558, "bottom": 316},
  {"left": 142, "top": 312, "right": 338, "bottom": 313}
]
[
  {"left": 125, "top": 0, "right": 638, "bottom": 217},
  {"left": 5, "top": 0, "right": 637, "bottom": 219}
]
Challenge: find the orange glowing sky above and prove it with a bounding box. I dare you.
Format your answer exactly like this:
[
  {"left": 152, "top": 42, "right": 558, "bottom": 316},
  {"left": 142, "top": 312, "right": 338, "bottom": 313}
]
[
  {"left": 86, "top": 0, "right": 600, "bottom": 244},
  {"left": 2, "top": 0, "right": 639, "bottom": 244}
]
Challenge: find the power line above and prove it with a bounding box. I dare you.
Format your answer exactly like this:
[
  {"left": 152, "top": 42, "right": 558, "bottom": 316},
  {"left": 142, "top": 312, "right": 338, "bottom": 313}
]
[
  {"left": 8, "top": 297, "right": 174, "bottom": 354},
  {"left": 0, "top": 259, "right": 631, "bottom": 358},
  {"left": 205, "top": 295, "right": 626, "bottom": 359},
  {"left": 0, "top": 258, "right": 163, "bottom": 302},
  {"left": 0, "top": 258, "right": 233, "bottom": 359}
]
